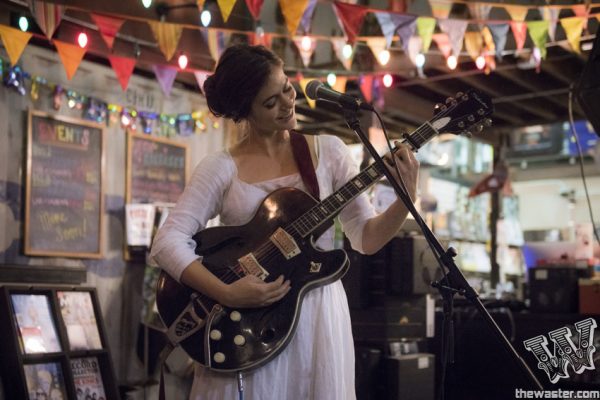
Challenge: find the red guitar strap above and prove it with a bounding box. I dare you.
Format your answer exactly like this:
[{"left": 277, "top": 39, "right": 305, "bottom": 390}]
[{"left": 290, "top": 130, "right": 320, "bottom": 199}]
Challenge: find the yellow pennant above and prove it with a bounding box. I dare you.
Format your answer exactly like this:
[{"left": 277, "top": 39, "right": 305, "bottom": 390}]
[
  {"left": 560, "top": 16, "right": 585, "bottom": 54},
  {"left": 332, "top": 76, "right": 347, "bottom": 94},
  {"left": 0, "top": 25, "right": 32, "bottom": 65},
  {"left": 53, "top": 40, "right": 86, "bottom": 80},
  {"left": 217, "top": 0, "right": 236, "bottom": 23},
  {"left": 464, "top": 31, "right": 483, "bottom": 61},
  {"left": 299, "top": 78, "right": 316, "bottom": 109},
  {"left": 279, "top": 0, "right": 309, "bottom": 36},
  {"left": 197, "top": 0, "right": 205, "bottom": 9},
  {"left": 148, "top": 21, "right": 183, "bottom": 61},
  {"left": 504, "top": 5, "right": 528, "bottom": 22}
]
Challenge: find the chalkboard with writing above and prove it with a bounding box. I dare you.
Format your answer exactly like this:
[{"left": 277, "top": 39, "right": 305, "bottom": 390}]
[
  {"left": 126, "top": 131, "right": 188, "bottom": 204},
  {"left": 25, "top": 111, "right": 105, "bottom": 258}
]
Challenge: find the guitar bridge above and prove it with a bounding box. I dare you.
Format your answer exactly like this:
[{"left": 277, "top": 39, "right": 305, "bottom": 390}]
[{"left": 270, "top": 227, "right": 301, "bottom": 260}]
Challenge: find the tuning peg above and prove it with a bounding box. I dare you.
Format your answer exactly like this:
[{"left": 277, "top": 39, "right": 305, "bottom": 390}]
[
  {"left": 476, "top": 124, "right": 484, "bottom": 132},
  {"left": 455, "top": 91, "right": 465, "bottom": 100},
  {"left": 434, "top": 103, "right": 447, "bottom": 114},
  {"left": 445, "top": 97, "right": 457, "bottom": 106},
  {"left": 463, "top": 131, "right": 473, "bottom": 138},
  {"left": 483, "top": 118, "right": 493, "bottom": 127}
]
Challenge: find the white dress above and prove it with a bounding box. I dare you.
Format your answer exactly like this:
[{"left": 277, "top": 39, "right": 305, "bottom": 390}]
[{"left": 151, "top": 134, "right": 376, "bottom": 400}]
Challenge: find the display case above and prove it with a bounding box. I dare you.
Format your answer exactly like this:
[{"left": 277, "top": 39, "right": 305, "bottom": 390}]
[{"left": 0, "top": 285, "right": 119, "bottom": 400}]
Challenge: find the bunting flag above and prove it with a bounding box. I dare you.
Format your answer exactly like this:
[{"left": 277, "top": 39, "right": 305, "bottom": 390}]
[
  {"left": 27, "top": 0, "right": 64, "bottom": 39},
  {"left": 0, "top": 25, "right": 33, "bottom": 65},
  {"left": 510, "top": 21, "right": 528, "bottom": 53},
  {"left": 429, "top": 0, "right": 452, "bottom": 19},
  {"left": 204, "top": 29, "right": 227, "bottom": 62},
  {"left": 372, "top": 77, "right": 384, "bottom": 110},
  {"left": 467, "top": 3, "right": 492, "bottom": 23},
  {"left": 374, "top": 12, "right": 416, "bottom": 49},
  {"left": 481, "top": 26, "right": 497, "bottom": 70},
  {"left": 292, "top": 36, "right": 316, "bottom": 67},
  {"left": 505, "top": 5, "right": 529, "bottom": 22},
  {"left": 331, "top": 38, "right": 354, "bottom": 70},
  {"left": 54, "top": 40, "right": 86, "bottom": 80},
  {"left": 488, "top": 23, "right": 509, "bottom": 60},
  {"left": 279, "top": 0, "right": 310, "bottom": 36},
  {"left": 332, "top": 2, "right": 369, "bottom": 44},
  {"left": 542, "top": 7, "right": 559, "bottom": 41},
  {"left": 245, "top": 0, "right": 264, "bottom": 20},
  {"left": 407, "top": 36, "right": 423, "bottom": 67},
  {"left": 194, "top": 70, "right": 209, "bottom": 94},
  {"left": 561, "top": 16, "right": 585, "bottom": 54},
  {"left": 438, "top": 19, "right": 468, "bottom": 57},
  {"left": 365, "top": 37, "right": 387, "bottom": 64},
  {"left": 417, "top": 17, "right": 436, "bottom": 53},
  {"left": 464, "top": 31, "right": 483, "bottom": 61},
  {"left": 299, "top": 0, "right": 318, "bottom": 34},
  {"left": 197, "top": 0, "right": 205, "bottom": 9},
  {"left": 359, "top": 74, "right": 373, "bottom": 103},
  {"left": 91, "top": 14, "right": 125, "bottom": 50},
  {"left": 468, "top": 162, "right": 510, "bottom": 197},
  {"left": 432, "top": 33, "right": 452, "bottom": 59},
  {"left": 148, "top": 21, "right": 183, "bottom": 61},
  {"left": 395, "top": 15, "right": 417, "bottom": 53},
  {"left": 251, "top": 30, "right": 272, "bottom": 48},
  {"left": 108, "top": 55, "right": 136, "bottom": 91},
  {"left": 332, "top": 76, "right": 347, "bottom": 94},
  {"left": 152, "top": 65, "right": 178, "bottom": 97},
  {"left": 526, "top": 20, "right": 549, "bottom": 59},
  {"left": 299, "top": 77, "right": 316, "bottom": 108},
  {"left": 217, "top": 0, "right": 236, "bottom": 23}
]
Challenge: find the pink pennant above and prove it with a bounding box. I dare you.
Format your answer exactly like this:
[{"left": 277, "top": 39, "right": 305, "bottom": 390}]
[
  {"left": 194, "top": 70, "right": 209, "bottom": 94},
  {"left": 245, "top": 0, "right": 265, "bottom": 20},
  {"left": 359, "top": 75, "right": 373, "bottom": 104},
  {"left": 510, "top": 21, "right": 528, "bottom": 52},
  {"left": 152, "top": 65, "right": 178, "bottom": 97}
]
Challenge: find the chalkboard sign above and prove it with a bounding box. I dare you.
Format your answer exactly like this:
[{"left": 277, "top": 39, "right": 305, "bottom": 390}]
[
  {"left": 126, "top": 131, "right": 188, "bottom": 204},
  {"left": 25, "top": 111, "right": 105, "bottom": 258}
]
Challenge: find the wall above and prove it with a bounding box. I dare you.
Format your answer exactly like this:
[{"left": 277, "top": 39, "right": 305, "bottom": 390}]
[{"left": 0, "top": 44, "right": 225, "bottom": 394}]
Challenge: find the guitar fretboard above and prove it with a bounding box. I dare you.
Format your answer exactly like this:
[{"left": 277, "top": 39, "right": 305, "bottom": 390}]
[{"left": 289, "top": 121, "right": 439, "bottom": 238}]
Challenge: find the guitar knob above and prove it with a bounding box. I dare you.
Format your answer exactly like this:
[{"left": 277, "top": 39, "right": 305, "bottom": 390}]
[
  {"left": 230, "top": 311, "right": 242, "bottom": 322},
  {"left": 458, "top": 121, "right": 465, "bottom": 128},
  {"left": 467, "top": 115, "right": 475, "bottom": 122},
  {"left": 210, "top": 329, "right": 222, "bottom": 341},
  {"left": 476, "top": 124, "right": 484, "bottom": 132},
  {"left": 213, "top": 352, "right": 226, "bottom": 363},
  {"left": 484, "top": 118, "right": 493, "bottom": 126},
  {"left": 234, "top": 335, "right": 246, "bottom": 346}
]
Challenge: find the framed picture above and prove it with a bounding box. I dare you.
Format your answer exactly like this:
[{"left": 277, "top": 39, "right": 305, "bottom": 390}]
[
  {"left": 10, "top": 293, "right": 62, "bottom": 354},
  {"left": 23, "top": 361, "right": 68, "bottom": 400},
  {"left": 71, "top": 357, "right": 106, "bottom": 400},
  {"left": 57, "top": 291, "right": 102, "bottom": 350}
]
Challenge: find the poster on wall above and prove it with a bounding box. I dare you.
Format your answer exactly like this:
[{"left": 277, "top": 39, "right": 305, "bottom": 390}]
[{"left": 25, "top": 110, "right": 105, "bottom": 258}]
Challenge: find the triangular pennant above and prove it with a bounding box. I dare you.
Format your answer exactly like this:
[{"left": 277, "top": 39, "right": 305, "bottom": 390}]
[
  {"left": 572, "top": 4, "right": 589, "bottom": 17},
  {"left": 438, "top": 19, "right": 468, "bottom": 57},
  {"left": 108, "top": 55, "right": 136, "bottom": 91},
  {"left": 504, "top": 5, "right": 529, "bottom": 22},
  {"left": 467, "top": 3, "right": 492, "bottom": 22},
  {"left": 488, "top": 23, "right": 509, "bottom": 59},
  {"left": 560, "top": 16, "right": 585, "bottom": 54},
  {"left": 332, "top": 76, "right": 347, "bottom": 94},
  {"left": 197, "top": 0, "right": 205, "bottom": 10},
  {"left": 299, "top": 78, "right": 316, "bottom": 108},
  {"left": 217, "top": 0, "right": 236, "bottom": 23},
  {"left": 245, "top": 0, "right": 264, "bottom": 20},
  {"left": 292, "top": 36, "right": 316, "bottom": 67},
  {"left": 395, "top": 15, "right": 417, "bottom": 53},
  {"left": 279, "top": 0, "right": 310, "bottom": 36},
  {"left": 510, "top": 21, "right": 528, "bottom": 52},
  {"left": 366, "top": 37, "right": 387, "bottom": 65},
  {"left": 251, "top": 30, "right": 272, "bottom": 48},
  {"left": 27, "top": 0, "right": 64, "bottom": 39},
  {"left": 152, "top": 65, "right": 178, "bottom": 97},
  {"left": 481, "top": 26, "right": 496, "bottom": 54},
  {"left": 526, "top": 20, "right": 549, "bottom": 59},
  {"left": 407, "top": 35, "right": 423, "bottom": 67},
  {"left": 428, "top": 0, "right": 451, "bottom": 19},
  {"left": 359, "top": 74, "right": 373, "bottom": 104},
  {"left": 464, "top": 31, "right": 483, "bottom": 61},
  {"left": 332, "top": 2, "right": 369, "bottom": 44},
  {"left": 300, "top": 0, "right": 318, "bottom": 34},
  {"left": 372, "top": 78, "right": 384, "bottom": 110},
  {"left": 148, "top": 21, "right": 183, "bottom": 61},
  {"left": 432, "top": 33, "right": 452, "bottom": 59},
  {"left": 417, "top": 17, "right": 436, "bottom": 52},
  {"left": 54, "top": 39, "right": 86, "bottom": 80},
  {"left": 331, "top": 37, "right": 353, "bottom": 70},
  {"left": 542, "top": 7, "right": 559, "bottom": 41},
  {"left": 203, "top": 29, "right": 227, "bottom": 62},
  {"left": 0, "top": 25, "right": 33, "bottom": 65},
  {"left": 193, "top": 70, "right": 209, "bottom": 94},
  {"left": 90, "top": 14, "right": 125, "bottom": 50},
  {"left": 375, "top": 12, "right": 398, "bottom": 49}
]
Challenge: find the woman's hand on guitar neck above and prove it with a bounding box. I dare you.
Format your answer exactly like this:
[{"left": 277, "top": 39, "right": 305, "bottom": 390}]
[
  {"left": 221, "top": 274, "right": 291, "bottom": 308},
  {"left": 384, "top": 142, "right": 419, "bottom": 200}
]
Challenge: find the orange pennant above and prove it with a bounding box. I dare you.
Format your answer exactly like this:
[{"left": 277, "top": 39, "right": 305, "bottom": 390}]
[
  {"left": 148, "top": 21, "right": 183, "bottom": 61},
  {"left": 53, "top": 40, "right": 86, "bottom": 80},
  {"left": 332, "top": 76, "right": 347, "bottom": 94},
  {"left": 464, "top": 31, "right": 483, "bottom": 61},
  {"left": 504, "top": 5, "right": 529, "bottom": 22},
  {"left": 217, "top": 0, "right": 236, "bottom": 23},
  {"left": 0, "top": 25, "right": 32, "bottom": 65},
  {"left": 279, "top": 0, "right": 309, "bottom": 36}
]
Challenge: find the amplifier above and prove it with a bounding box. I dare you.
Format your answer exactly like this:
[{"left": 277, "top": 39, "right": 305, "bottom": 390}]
[
  {"left": 528, "top": 267, "right": 591, "bottom": 313},
  {"left": 385, "top": 353, "right": 435, "bottom": 400}
]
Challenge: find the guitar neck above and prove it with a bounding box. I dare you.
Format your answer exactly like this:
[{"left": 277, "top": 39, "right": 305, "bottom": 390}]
[{"left": 290, "top": 121, "right": 440, "bottom": 238}]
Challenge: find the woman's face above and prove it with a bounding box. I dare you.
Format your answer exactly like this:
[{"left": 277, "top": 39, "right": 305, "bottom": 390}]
[{"left": 247, "top": 64, "right": 296, "bottom": 135}]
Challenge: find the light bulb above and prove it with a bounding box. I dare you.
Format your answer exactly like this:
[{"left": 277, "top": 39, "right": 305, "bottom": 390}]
[
  {"left": 301, "top": 36, "right": 313, "bottom": 52},
  {"left": 201, "top": 10, "right": 211, "bottom": 27},
  {"left": 77, "top": 32, "right": 88, "bottom": 48},
  {"left": 383, "top": 74, "right": 393, "bottom": 88},
  {"left": 327, "top": 73, "right": 336, "bottom": 87},
  {"left": 142, "top": 0, "right": 152, "bottom": 8},
  {"left": 178, "top": 54, "right": 188, "bottom": 69},
  {"left": 18, "top": 16, "right": 28, "bottom": 32},
  {"left": 378, "top": 49, "right": 390, "bottom": 66},
  {"left": 415, "top": 53, "right": 425, "bottom": 68},
  {"left": 447, "top": 55, "right": 457, "bottom": 70},
  {"left": 342, "top": 44, "right": 353, "bottom": 59},
  {"left": 475, "top": 55, "right": 486, "bottom": 70}
]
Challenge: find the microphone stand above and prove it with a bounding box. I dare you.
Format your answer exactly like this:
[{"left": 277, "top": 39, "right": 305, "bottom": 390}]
[{"left": 341, "top": 109, "right": 544, "bottom": 397}]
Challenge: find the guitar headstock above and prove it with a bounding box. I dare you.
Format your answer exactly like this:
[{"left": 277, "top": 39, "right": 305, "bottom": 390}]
[{"left": 430, "top": 90, "right": 493, "bottom": 137}]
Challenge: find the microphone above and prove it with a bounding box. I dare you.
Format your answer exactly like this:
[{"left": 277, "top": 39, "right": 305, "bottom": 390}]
[{"left": 305, "top": 80, "right": 374, "bottom": 111}]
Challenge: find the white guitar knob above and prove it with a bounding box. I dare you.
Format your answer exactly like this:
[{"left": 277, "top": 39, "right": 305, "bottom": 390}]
[
  {"left": 230, "top": 311, "right": 241, "bottom": 321},
  {"left": 210, "top": 329, "right": 222, "bottom": 340},
  {"left": 213, "top": 352, "right": 226, "bottom": 363},
  {"left": 234, "top": 335, "right": 246, "bottom": 346}
]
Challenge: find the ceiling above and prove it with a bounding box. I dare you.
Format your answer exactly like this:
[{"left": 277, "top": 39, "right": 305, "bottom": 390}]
[{"left": 1, "top": 0, "right": 598, "bottom": 146}]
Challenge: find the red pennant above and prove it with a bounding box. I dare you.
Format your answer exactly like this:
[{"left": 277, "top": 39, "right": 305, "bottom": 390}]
[
  {"left": 468, "top": 163, "right": 511, "bottom": 197},
  {"left": 359, "top": 75, "right": 373, "bottom": 103},
  {"left": 245, "top": 0, "right": 264, "bottom": 20},
  {"left": 332, "top": 2, "right": 368, "bottom": 44},
  {"left": 91, "top": 13, "right": 125, "bottom": 50},
  {"left": 108, "top": 55, "right": 136, "bottom": 91}
]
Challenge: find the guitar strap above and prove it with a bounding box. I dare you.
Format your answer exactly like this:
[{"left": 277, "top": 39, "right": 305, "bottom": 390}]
[{"left": 290, "top": 130, "right": 320, "bottom": 199}]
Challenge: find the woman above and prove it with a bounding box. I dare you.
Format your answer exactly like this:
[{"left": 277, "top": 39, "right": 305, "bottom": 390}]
[{"left": 151, "top": 44, "right": 419, "bottom": 399}]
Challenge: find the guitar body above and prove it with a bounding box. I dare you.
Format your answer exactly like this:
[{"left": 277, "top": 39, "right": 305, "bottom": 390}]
[{"left": 156, "top": 188, "right": 349, "bottom": 372}]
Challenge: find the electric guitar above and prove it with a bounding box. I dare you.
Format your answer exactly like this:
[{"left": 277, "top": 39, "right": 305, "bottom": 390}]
[{"left": 155, "top": 90, "right": 493, "bottom": 373}]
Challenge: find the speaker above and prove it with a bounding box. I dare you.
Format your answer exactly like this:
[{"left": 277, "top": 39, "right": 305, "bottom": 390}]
[
  {"left": 575, "top": 32, "right": 600, "bottom": 137},
  {"left": 527, "top": 267, "right": 591, "bottom": 313},
  {"left": 385, "top": 353, "right": 435, "bottom": 400}
]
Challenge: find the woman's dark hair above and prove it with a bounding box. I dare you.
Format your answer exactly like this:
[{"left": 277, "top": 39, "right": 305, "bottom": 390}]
[{"left": 203, "top": 44, "right": 283, "bottom": 122}]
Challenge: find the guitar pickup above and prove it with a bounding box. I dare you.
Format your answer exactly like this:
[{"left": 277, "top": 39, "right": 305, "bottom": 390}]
[
  {"left": 270, "top": 227, "right": 301, "bottom": 260},
  {"left": 238, "top": 253, "right": 269, "bottom": 280}
]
